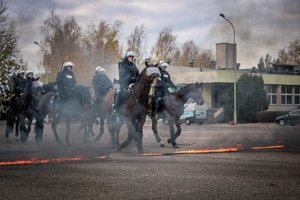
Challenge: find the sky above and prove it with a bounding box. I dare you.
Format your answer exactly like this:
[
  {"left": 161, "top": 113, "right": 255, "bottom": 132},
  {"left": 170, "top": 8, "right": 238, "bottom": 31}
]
[{"left": 6, "top": 0, "right": 300, "bottom": 72}]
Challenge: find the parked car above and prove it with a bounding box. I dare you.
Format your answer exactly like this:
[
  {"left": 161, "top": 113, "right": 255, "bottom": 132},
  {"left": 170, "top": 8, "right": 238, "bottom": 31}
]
[
  {"left": 275, "top": 109, "right": 300, "bottom": 126},
  {"left": 180, "top": 100, "right": 208, "bottom": 125}
]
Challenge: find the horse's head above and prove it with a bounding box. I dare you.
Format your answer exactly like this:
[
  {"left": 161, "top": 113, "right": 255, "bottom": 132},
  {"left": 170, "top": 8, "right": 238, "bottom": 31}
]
[
  {"left": 140, "top": 62, "right": 160, "bottom": 85},
  {"left": 179, "top": 82, "right": 204, "bottom": 105}
]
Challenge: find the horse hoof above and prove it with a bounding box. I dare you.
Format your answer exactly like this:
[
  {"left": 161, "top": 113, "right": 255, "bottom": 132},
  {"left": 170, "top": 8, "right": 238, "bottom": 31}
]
[
  {"left": 159, "top": 142, "right": 165, "bottom": 147},
  {"left": 167, "top": 139, "right": 171, "bottom": 143},
  {"left": 172, "top": 144, "right": 179, "bottom": 148}
]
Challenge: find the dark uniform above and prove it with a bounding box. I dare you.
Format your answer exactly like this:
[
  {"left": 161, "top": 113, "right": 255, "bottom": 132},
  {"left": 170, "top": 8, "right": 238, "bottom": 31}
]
[
  {"left": 154, "top": 62, "right": 175, "bottom": 119},
  {"left": 10, "top": 73, "right": 27, "bottom": 112},
  {"left": 56, "top": 67, "right": 77, "bottom": 100},
  {"left": 92, "top": 71, "right": 112, "bottom": 113},
  {"left": 113, "top": 52, "right": 139, "bottom": 114}
]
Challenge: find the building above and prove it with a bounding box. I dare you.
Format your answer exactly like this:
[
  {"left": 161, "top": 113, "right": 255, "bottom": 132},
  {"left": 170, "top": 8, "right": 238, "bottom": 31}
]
[{"left": 170, "top": 64, "right": 300, "bottom": 123}]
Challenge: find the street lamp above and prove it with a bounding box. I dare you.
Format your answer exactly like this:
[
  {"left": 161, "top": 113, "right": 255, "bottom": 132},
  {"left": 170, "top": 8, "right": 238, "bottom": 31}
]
[
  {"left": 33, "top": 41, "right": 49, "bottom": 54},
  {"left": 219, "top": 13, "right": 237, "bottom": 124}
]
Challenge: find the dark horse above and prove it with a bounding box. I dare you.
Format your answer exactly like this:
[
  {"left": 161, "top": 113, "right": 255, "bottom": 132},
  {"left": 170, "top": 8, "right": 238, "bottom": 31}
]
[
  {"left": 33, "top": 82, "right": 56, "bottom": 142},
  {"left": 94, "top": 66, "right": 164, "bottom": 150},
  {"left": 5, "top": 73, "right": 34, "bottom": 142},
  {"left": 5, "top": 81, "right": 56, "bottom": 143},
  {"left": 119, "top": 65, "right": 160, "bottom": 153},
  {"left": 152, "top": 82, "right": 204, "bottom": 148},
  {"left": 51, "top": 85, "right": 92, "bottom": 145}
]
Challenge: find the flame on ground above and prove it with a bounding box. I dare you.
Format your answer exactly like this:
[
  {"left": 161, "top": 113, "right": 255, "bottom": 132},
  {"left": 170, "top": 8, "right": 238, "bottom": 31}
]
[
  {"left": 174, "top": 147, "right": 239, "bottom": 154},
  {"left": 141, "top": 153, "right": 165, "bottom": 156},
  {"left": 0, "top": 155, "right": 108, "bottom": 166},
  {"left": 251, "top": 145, "right": 285, "bottom": 150}
]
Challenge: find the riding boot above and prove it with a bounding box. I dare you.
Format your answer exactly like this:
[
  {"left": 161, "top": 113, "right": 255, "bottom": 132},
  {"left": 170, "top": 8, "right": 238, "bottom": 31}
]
[{"left": 112, "top": 90, "right": 122, "bottom": 115}]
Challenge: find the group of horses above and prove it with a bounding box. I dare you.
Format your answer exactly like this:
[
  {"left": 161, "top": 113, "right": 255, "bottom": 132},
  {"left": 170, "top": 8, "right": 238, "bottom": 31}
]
[{"left": 3, "top": 63, "right": 204, "bottom": 154}]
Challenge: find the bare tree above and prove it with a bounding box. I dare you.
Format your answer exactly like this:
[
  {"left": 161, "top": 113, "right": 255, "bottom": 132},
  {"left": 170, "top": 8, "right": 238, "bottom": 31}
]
[
  {"left": 178, "top": 40, "right": 200, "bottom": 67},
  {"left": 151, "top": 27, "right": 177, "bottom": 61},
  {"left": 41, "top": 10, "right": 84, "bottom": 81},
  {"left": 276, "top": 36, "right": 300, "bottom": 65},
  {"left": 264, "top": 54, "right": 272, "bottom": 68},
  {"left": 0, "top": 0, "right": 24, "bottom": 80},
  {"left": 84, "top": 20, "right": 122, "bottom": 67},
  {"left": 127, "top": 24, "right": 147, "bottom": 63}
]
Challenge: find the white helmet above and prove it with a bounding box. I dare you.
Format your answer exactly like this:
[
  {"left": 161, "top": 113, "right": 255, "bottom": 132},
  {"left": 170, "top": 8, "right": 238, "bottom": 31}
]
[
  {"left": 158, "top": 61, "right": 169, "bottom": 69},
  {"left": 17, "top": 69, "right": 25, "bottom": 75},
  {"left": 122, "top": 51, "right": 135, "bottom": 60},
  {"left": 63, "top": 61, "right": 74, "bottom": 70},
  {"left": 95, "top": 66, "right": 106, "bottom": 73}
]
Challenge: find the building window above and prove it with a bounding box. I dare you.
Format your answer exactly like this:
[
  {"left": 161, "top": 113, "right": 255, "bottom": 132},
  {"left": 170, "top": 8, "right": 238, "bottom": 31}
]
[
  {"left": 281, "top": 85, "right": 292, "bottom": 105},
  {"left": 295, "top": 86, "right": 300, "bottom": 105},
  {"left": 265, "top": 85, "right": 277, "bottom": 105}
]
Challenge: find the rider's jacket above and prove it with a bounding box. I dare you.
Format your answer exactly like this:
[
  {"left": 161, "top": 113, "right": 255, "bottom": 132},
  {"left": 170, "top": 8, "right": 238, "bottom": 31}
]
[
  {"left": 159, "top": 70, "right": 174, "bottom": 88},
  {"left": 118, "top": 59, "right": 139, "bottom": 90},
  {"left": 13, "top": 75, "right": 27, "bottom": 94},
  {"left": 92, "top": 73, "right": 112, "bottom": 98},
  {"left": 56, "top": 69, "right": 77, "bottom": 98}
]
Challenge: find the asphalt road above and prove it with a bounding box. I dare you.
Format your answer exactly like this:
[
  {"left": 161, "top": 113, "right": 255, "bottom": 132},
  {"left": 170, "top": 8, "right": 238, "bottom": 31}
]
[{"left": 0, "top": 120, "right": 300, "bottom": 200}]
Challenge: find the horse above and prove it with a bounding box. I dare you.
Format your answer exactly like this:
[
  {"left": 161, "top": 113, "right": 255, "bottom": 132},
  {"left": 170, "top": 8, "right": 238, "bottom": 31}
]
[
  {"left": 117, "top": 64, "right": 160, "bottom": 153},
  {"left": 51, "top": 85, "right": 92, "bottom": 145},
  {"left": 93, "top": 86, "right": 123, "bottom": 149},
  {"left": 153, "top": 82, "right": 204, "bottom": 148},
  {"left": 33, "top": 82, "right": 57, "bottom": 142},
  {"left": 94, "top": 65, "right": 165, "bottom": 150},
  {"left": 6, "top": 73, "right": 35, "bottom": 143}
]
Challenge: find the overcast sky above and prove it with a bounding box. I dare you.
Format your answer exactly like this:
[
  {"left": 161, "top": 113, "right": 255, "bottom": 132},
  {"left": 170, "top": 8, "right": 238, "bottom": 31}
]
[{"left": 7, "top": 0, "right": 300, "bottom": 72}]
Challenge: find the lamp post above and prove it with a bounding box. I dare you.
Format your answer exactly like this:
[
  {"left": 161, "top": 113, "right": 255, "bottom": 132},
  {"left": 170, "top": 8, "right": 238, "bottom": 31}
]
[
  {"left": 219, "top": 13, "right": 237, "bottom": 124},
  {"left": 33, "top": 41, "right": 48, "bottom": 54}
]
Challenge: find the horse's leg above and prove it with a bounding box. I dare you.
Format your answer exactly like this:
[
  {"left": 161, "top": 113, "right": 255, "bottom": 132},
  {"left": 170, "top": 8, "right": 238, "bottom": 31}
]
[
  {"left": 15, "top": 115, "right": 20, "bottom": 138},
  {"left": 35, "top": 118, "right": 44, "bottom": 143},
  {"left": 175, "top": 118, "right": 181, "bottom": 140},
  {"left": 19, "top": 114, "right": 27, "bottom": 143},
  {"left": 150, "top": 116, "right": 165, "bottom": 147},
  {"left": 94, "top": 116, "right": 105, "bottom": 142},
  {"left": 51, "top": 114, "right": 62, "bottom": 145},
  {"left": 115, "top": 119, "right": 123, "bottom": 150},
  {"left": 5, "top": 110, "right": 15, "bottom": 142},
  {"left": 167, "top": 120, "right": 179, "bottom": 148},
  {"left": 108, "top": 118, "right": 116, "bottom": 148},
  {"left": 25, "top": 115, "right": 33, "bottom": 141},
  {"left": 134, "top": 116, "right": 146, "bottom": 154},
  {"left": 65, "top": 119, "right": 71, "bottom": 145},
  {"left": 120, "top": 120, "right": 134, "bottom": 150}
]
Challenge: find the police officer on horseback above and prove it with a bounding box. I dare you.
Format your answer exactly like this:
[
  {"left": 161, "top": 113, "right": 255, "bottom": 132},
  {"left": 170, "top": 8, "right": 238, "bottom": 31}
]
[
  {"left": 56, "top": 61, "right": 77, "bottom": 101},
  {"left": 92, "top": 66, "right": 112, "bottom": 116},
  {"left": 112, "top": 51, "right": 139, "bottom": 115},
  {"left": 9, "top": 69, "right": 27, "bottom": 112},
  {"left": 154, "top": 61, "right": 175, "bottom": 119}
]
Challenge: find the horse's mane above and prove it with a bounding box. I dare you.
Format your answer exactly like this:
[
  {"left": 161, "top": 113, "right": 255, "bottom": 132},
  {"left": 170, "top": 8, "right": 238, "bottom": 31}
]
[{"left": 175, "top": 83, "right": 195, "bottom": 97}]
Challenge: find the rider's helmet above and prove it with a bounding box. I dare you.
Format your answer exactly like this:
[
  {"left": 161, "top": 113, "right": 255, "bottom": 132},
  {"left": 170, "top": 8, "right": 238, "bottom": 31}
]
[
  {"left": 26, "top": 71, "right": 34, "bottom": 79},
  {"left": 94, "top": 66, "right": 106, "bottom": 74},
  {"left": 158, "top": 61, "right": 169, "bottom": 70},
  {"left": 63, "top": 61, "right": 74, "bottom": 71},
  {"left": 122, "top": 51, "right": 135, "bottom": 60},
  {"left": 17, "top": 69, "right": 25, "bottom": 77}
]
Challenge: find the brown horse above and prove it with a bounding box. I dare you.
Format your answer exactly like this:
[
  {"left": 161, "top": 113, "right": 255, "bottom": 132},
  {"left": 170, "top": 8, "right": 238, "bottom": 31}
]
[
  {"left": 154, "top": 82, "right": 204, "bottom": 148},
  {"left": 119, "top": 65, "right": 160, "bottom": 153},
  {"left": 94, "top": 64, "right": 159, "bottom": 153}
]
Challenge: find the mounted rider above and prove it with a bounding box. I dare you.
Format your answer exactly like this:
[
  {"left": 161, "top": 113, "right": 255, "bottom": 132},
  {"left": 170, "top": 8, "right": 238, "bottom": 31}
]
[
  {"left": 9, "top": 69, "right": 27, "bottom": 112},
  {"left": 112, "top": 51, "right": 139, "bottom": 115},
  {"left": 92, "top": 66, "right": 112, "bottom": 115},
  {"left": 56, "top": 61, "right": 77, "bottom": 102},
  {"left": 154, "top": 61, "right": 175, "bottom": 119}
]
